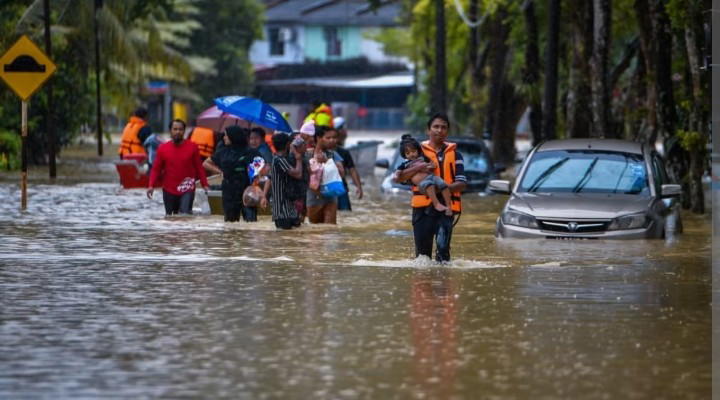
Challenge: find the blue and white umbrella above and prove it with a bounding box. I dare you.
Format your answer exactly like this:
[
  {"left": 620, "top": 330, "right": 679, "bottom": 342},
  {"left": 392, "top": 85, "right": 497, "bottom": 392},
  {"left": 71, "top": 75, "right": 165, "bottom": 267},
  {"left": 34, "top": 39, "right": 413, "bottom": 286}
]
[{"left": 214, "top": 96, "right": 292, "bottom": 133}]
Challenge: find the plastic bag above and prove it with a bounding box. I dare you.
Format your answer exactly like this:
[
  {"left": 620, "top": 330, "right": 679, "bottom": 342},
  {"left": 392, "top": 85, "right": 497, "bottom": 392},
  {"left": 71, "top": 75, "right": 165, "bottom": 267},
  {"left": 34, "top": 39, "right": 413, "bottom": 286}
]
[
  {"left": 320, "top": 160, "right": 347, "bottom": 198},
  {"left": 309, "top": 158, "right": 323, "bottom": 191},
  {"left": 243, "top": 185, "right": 263, "bottom": 207}
]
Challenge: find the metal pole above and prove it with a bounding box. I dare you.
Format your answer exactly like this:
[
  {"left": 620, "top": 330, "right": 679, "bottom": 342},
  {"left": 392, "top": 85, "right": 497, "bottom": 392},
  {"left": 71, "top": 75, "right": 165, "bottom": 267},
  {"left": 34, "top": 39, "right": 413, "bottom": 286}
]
[
  {"left": 44, "top": 0, "right": 56, "bottom": 178},
  {"left": 164, "top": 84, "right": 172, "bottom": 132},
  {"left": 21, "top": 101, "right": 28, "bottom": 211},
  {"left": 94, "top": 0, "right": 103, "bottom": 156}
]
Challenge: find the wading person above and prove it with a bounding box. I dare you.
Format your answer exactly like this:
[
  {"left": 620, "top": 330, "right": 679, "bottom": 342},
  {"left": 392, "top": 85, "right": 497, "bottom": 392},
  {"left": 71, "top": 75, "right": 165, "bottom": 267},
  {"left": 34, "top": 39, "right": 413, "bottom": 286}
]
[
  {"left": 147, "top": 119, "right": 209, "bottom": 215},
  {"left": 397, "top": 135, "right": 453, "bottom": 216},
  {"left": 143, "top": 132, "right": 163, "bottom": 174},
  {"left": 118, "top": 107, "right": 152, "bottom": 159},
  {"left": 288, "top": 132, "right": 310, "bottom": 222},
  {"left": 393, "top": 113, "right": 467, "bottom": 262},
  {"left": 268, "top": 133, "right": 304, "bottom": 229},
  {"left": 304, "top": 100, "right": 334, "bottom": 128},
  {"left": 332, "top": 117, "right": 363, "bottom": 211},
  {"left": 249, "top": 127, "right": 273, "bottom": 163},
  {"left": 203, "top": 127, "right": 266, "bottom": 222},
  {"left": 307, "top": 126, "right": 345, "bottom": 224}
]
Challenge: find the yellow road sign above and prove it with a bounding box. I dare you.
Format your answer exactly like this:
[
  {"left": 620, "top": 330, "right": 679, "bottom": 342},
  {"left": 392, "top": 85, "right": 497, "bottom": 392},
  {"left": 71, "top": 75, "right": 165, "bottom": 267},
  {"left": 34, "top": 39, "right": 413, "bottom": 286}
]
[{"left": 0, "top": 35, "right": 56, "bottom": 101}]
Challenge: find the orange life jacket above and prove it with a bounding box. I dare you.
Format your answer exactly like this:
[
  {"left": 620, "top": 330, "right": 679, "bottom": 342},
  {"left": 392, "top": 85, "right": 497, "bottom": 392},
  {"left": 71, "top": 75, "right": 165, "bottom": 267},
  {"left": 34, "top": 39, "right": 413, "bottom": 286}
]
[
  {"left": 189, "top": 126, "right": 215, "bottom": 158},
  {"left": 118, "top": 116, "right": 147, "bottom": 156},
  {"left": 264, "top": 134, "right": 277, "bottom": 154},
  {"left": 411, "top": 141, "right": 462, "bottom": 213}
]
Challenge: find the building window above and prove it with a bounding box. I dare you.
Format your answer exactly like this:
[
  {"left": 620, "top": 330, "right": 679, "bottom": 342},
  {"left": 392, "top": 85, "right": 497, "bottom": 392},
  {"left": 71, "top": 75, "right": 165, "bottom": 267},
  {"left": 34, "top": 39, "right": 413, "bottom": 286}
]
[
  {"left": 269, "top": 27, "right": 284, "bottom": 56},
  {"left": 324, "top": 27, "right": 341, "bottom": 57}
]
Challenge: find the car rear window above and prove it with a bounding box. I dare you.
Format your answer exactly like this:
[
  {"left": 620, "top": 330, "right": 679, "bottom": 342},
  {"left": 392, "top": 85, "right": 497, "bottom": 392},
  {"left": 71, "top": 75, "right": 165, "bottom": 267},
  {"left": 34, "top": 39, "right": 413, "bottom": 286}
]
[{"left": 518, "top": 150, "right": 649, "bottom": 195}]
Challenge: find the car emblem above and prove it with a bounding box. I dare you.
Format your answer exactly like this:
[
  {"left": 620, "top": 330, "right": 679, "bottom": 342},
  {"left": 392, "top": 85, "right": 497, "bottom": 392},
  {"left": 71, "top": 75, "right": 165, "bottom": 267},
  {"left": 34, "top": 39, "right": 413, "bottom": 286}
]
[{"left": 567, "top": 222, "right": 578, "bottom": 232}]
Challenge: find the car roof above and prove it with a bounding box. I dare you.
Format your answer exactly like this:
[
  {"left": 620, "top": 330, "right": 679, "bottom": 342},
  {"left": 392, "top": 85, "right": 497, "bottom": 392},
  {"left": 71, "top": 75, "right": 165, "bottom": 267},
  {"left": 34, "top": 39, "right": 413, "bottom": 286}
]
[{"left": 536, "top": 139, "right": 644, "bottom": 155}]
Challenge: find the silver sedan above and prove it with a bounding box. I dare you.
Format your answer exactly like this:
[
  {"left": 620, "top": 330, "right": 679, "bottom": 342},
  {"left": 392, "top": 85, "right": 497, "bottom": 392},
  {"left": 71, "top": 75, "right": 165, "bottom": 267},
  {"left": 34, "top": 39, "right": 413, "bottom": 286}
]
[{"left": 490, "top": 139, "right": 683, "bottom": 239}]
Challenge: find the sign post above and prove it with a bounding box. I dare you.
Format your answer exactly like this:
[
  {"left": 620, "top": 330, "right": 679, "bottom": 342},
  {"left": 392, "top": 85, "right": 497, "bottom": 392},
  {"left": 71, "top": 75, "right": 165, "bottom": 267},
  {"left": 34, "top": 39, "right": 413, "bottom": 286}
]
[
  {"left": 0, "top": 35, "right": 57, "bottom": 210},
  {"left": 21, "top": 101, "right": 27, "bottom": 210}
]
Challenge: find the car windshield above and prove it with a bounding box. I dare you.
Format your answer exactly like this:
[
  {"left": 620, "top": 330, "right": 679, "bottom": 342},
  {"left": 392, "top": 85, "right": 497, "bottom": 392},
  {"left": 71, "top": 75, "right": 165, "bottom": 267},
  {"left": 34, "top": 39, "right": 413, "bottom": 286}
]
[{"left": 518, "top": 150, "right": 649, "bottom": 195}]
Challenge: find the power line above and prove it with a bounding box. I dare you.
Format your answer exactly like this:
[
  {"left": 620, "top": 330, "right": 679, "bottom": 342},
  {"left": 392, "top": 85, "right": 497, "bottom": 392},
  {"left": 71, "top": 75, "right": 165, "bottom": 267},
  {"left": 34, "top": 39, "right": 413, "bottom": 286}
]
[{"left": 452, "top": 0, "right": 485, "bottom": 28}]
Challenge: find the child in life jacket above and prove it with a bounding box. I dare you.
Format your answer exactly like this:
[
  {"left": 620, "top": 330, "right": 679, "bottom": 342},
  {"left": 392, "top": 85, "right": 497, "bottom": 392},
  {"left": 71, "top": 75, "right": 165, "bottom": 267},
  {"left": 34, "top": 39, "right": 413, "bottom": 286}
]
[{"left": 397, "top": 135, "right": 453, "bottom": 216}]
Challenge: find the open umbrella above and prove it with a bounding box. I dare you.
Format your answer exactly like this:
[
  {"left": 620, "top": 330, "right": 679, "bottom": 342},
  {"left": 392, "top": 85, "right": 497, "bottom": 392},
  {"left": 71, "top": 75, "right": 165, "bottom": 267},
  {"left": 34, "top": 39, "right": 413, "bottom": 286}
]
[
  {"left": 214, "top": 96, "right": 292, "bottom": 133},
  {"left": 196, "top": 105, "right": 246, "bottom": 132}
]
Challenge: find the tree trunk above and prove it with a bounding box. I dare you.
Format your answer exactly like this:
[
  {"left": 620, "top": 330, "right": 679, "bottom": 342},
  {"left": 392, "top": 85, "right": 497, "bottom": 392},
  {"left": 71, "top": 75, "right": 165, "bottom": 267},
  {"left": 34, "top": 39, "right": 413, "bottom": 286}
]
[
  {"left": 627, "top": 50, "right": 647, "bottom": 141},
  {"left": 590, "top": 0, "right": 611, "bottom": 138},
  {"left": 432, "top": 0, "right": 447, "bottom": 113},
  {"left": 493, "top": 81, "right": 525, "bottom": 166},
  {"left": 653, "top": 0, "right": 676, "bottom": 141},
  {"left": 542, "top": 0, "right": 560, "bottom": 141},
  {"left": 566, "top": 0, "right": 593, "bottom": 139},
  {"left": 523, "top": 0, "right": 543, "bottom": 146},
  {"left": 684, "top": 20, "right": 707, "bottom": 213},
  {"left": 649, "top": 0, "right": 688, "bottom": 208},
  {"left": 487, "top": 8, "right": 514, "bottom": 164},
  {"left": 633, "top": 0, "right": 658, "bottom": 145},
  {"left": 468, "top": 0, "right": 485, "bottom": 137}
]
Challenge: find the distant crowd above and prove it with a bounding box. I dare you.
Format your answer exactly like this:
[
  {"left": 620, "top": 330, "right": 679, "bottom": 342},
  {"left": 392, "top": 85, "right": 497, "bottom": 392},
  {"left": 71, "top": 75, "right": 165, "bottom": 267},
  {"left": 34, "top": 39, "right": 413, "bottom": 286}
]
[{"left": 118, "top": 102, "right": 363, "bottom": 230}]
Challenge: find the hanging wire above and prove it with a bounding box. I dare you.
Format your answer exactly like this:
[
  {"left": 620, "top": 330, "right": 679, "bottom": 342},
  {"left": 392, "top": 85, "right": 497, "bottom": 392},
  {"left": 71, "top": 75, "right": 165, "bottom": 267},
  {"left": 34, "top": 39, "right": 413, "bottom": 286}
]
[{"left": 452, "top": 0, "right": 485, "bottom": 28}]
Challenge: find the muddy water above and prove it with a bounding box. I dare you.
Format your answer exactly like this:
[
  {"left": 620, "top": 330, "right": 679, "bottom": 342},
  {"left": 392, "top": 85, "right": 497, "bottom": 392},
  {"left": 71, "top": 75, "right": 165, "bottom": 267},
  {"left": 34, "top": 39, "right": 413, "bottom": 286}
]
[{"left": 0, "top": 155, "right": 711, "bottom": 399}]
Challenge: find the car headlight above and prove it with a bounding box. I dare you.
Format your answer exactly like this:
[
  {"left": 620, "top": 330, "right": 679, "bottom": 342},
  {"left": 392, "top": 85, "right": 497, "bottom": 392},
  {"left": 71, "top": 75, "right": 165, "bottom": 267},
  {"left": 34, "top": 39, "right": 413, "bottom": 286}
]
[
  {"left": 501, "top": 210, "right": 538, "bottom": 228},
  {"left": 607, "top": 213, "right": 648, "bottom": 230}
]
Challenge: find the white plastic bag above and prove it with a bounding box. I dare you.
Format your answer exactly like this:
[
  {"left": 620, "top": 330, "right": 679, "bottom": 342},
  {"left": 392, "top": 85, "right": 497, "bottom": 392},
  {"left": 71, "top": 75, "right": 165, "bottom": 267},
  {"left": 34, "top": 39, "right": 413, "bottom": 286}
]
[{"left": 320, "top": 160, "right": 346, "bottom": 198}]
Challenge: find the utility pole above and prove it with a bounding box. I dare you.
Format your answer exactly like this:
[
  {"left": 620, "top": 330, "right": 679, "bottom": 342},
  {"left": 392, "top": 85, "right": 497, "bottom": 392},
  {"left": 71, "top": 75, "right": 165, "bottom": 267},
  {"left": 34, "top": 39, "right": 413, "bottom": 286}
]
[
  {"left": 434, "top": 0, "right": 447, "bottom": 113},
  {"left": 43, "top": 0, "right": 56, "bottom": 178},
  {"left": 94, "top": 0, "right": 103, "bottom": 156}
]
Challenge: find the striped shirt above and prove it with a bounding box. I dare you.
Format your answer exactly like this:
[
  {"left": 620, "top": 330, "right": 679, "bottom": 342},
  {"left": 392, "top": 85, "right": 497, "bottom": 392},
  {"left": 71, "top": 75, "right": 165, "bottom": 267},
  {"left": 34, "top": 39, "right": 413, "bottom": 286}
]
[{"left": 271, "top": 154, "right": 299, "bottom": 221}]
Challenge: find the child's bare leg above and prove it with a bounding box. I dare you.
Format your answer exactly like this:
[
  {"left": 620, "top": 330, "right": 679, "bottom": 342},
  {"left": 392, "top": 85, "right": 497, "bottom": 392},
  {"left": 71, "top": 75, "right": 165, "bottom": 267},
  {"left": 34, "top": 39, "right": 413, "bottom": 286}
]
[
  {"left": 441, "top": 187, "right": 453, "bottom": 216},
  {"left": 426, "top": 185, "right": 447, "bottom": 212}
]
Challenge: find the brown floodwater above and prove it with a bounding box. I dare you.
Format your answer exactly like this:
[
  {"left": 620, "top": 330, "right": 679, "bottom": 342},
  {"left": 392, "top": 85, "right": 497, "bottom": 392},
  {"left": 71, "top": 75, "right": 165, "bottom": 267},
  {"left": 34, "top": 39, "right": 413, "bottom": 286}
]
[{"left": 0, "top": 150, "right": 711, "bottom": 399}]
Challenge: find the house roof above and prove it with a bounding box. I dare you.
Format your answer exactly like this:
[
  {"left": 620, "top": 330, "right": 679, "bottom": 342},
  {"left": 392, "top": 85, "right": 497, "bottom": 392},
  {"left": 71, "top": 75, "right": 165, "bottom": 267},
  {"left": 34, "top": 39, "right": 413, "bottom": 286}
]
[{"left": 264, "top": 0, "right": 402, "bottom": 26}]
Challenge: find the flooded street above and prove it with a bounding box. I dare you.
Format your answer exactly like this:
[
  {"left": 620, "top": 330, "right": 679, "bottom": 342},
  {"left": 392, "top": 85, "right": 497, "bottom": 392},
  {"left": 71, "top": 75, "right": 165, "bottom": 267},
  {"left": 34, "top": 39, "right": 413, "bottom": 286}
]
[{"left": 0, "top": 149, "right": 711, "bottom": 399}]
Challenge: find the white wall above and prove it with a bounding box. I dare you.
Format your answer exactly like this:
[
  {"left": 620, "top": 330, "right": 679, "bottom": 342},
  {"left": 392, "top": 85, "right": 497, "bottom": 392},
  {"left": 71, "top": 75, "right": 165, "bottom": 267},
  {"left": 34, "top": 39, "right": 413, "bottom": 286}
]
[{"left": 249, "top": 25, "right": 306, "bottom": 66}]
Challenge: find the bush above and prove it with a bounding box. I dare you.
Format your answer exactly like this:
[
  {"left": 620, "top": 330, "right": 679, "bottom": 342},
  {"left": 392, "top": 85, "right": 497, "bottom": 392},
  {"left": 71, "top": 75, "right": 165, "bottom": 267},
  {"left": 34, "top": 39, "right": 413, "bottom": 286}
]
[{"left": 0, "top": 129, "right": 20, "bottom": 170}]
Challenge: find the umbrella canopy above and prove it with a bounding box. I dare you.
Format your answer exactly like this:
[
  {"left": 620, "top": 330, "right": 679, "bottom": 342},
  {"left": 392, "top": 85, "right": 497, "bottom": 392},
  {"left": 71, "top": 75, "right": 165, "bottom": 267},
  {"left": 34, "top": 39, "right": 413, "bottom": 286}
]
[
  {"left": 196, "top": 105, "right": 246, "bottom": 133},
  {"left": 214, "top": 96, "right": 292, "bottom": 133}
]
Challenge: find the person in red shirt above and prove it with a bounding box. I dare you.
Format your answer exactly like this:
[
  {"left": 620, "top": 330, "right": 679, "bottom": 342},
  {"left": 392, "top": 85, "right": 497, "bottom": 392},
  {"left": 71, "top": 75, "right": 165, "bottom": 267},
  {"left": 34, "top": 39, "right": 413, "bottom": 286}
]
[{"left": 147, "top": 119, "right": 209, "bottom": 215}]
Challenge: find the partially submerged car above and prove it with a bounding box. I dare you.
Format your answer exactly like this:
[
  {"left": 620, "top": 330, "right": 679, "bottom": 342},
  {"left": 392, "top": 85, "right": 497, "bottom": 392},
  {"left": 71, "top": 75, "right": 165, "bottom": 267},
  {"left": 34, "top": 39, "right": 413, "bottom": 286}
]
[
  {"left": 376, "top": 136, "right": 503, "bottom": 194},
  {"left": 490, "top": 139, "right": 682, "bottom": 239}
]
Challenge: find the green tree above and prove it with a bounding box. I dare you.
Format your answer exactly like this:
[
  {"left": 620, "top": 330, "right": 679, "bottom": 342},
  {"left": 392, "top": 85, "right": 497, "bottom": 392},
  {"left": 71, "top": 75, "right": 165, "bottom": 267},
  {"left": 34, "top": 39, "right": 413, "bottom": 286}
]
[
  {"left": 188, "top": 0, "right": 264, "bottom": 108},
  {"left": 1, "top": 0, "right": 207, "bottom": 164}
]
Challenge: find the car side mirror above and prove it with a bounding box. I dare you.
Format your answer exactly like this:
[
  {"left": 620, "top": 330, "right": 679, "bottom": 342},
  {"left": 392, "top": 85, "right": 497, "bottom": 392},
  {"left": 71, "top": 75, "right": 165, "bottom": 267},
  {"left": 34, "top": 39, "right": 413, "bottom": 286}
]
[
  {"left": 375, "top": 158, "right": 390, "bottom": 169},
  {"left": 661, "top": 184, "right": 681, "bottom": 198},
  {"left": 489, "top": 179, "right": 511, "bottom": 194}
]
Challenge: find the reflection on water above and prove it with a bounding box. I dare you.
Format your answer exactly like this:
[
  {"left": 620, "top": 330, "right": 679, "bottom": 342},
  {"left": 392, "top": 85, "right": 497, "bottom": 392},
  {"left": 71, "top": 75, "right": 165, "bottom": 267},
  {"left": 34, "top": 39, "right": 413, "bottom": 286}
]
[{"left": 0, "top": 171, "right": 711, "bottom": 398}]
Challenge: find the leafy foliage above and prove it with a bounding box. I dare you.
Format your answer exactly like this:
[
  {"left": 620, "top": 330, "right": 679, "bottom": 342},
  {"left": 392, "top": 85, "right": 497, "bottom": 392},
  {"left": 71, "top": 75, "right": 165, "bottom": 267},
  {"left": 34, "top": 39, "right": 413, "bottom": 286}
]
[
  {"left": 188, "top": 0, "right": 264, "bottom": 107},
  {"left": 0, "top": 0, "right": 264, "bottom": 167}
]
